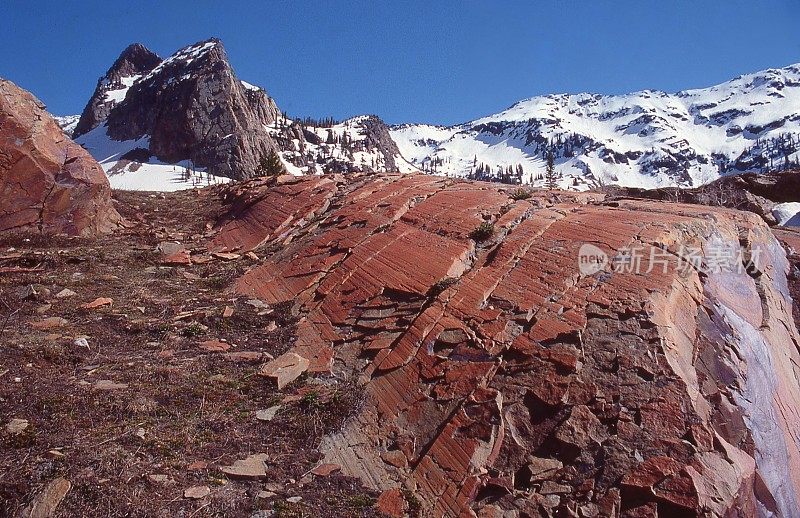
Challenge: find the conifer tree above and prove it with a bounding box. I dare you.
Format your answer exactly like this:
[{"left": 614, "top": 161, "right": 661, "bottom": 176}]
[
  {"left": 257, "top": 150, "right": 286, "bottom": 176},
  {"left": 545, "top": 148, "right": 557, "bottom": 189}
]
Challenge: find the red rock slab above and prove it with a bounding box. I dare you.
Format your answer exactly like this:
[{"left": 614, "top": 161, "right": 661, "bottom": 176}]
[
  {"left": 222, "top": 174, "right": 800, "bottom": 516},
  {"left": 211, "top": 176, "right": 337, "bottom": 252},
  {"left": 0, "top": 78, "right": 121, "bottom": 236}
]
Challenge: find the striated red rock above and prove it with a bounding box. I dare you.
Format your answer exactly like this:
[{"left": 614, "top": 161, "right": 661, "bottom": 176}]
[
  {"left": 0, "top": 79, "right": 121, "bottom": 235},
  {"left": 219, "top": 173, "right": 800, "bottom": 517},
  {"left": 375, "top": 488, "right": 406, "bottom": 517}
]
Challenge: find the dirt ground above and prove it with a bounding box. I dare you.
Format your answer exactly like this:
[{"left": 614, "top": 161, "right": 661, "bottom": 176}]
[{"left": 0, "top": 189, "right": 380, "bottom": 517}]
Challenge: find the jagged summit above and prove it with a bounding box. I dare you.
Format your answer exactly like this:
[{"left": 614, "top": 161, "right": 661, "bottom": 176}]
[
  {"left": 71, "top": 38, "right": 410, "bottom": 189},
  {"left": 72, "top": 43, "right": 162, "bottom": 138},
  {"left": 392, "top": 61, "right": 800, "bottom": 189},
  {"left": 74, "top": 38, "right": 281, "bottom": 186}
]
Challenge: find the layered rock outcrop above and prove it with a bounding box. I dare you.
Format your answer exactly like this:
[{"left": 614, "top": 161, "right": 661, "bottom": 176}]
[
  {"left": 0, "top": 79, "right": 121, "bottom": 235},
  {"left": 215, "top": 174, "right": 800, "bottom": 517},
  {"left": 76, "top": 39, "right": 281, "bottom": 180}
]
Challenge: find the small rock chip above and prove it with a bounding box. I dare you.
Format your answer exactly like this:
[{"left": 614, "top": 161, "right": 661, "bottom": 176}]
[
  {"left": 259, "top": 352, "right": 309, "bottom": 390},
  {"left": 245, "top": 299, "right": 269, "bottom": 310},
  {"left": 257, "top": 490, "right": 276, "bottom": 499},
  {"left": 198, "top": 339, "right": 231, "bottom": 352},
  {"left": 184, "top": 485, "right": 210, "bottom": 499},
  {"left": 46, "top": 450, "right": 65, "bottom": 459},
  {"left": 161, "top": 249, "right": 192, "bottom": 266},
  {"left": 55, "top": 288, "right": 76, "bottom": 299},
  {"left": 222, "top": 306, "right": 234, "bottom": 318},
  {"left": 255, "top": 405, "right": 281, "bottom": 422},
  {"left": 286, "top": 496, "right": 303, "bottom": 504},
  {"left": 220, "top": 453, "right": 268, "bottom": 480},
  {"left": 6, "top": 418, "right": 29, "bottom": 434},
  {"left": 73, "top": 337, "right": 90, "bottom": 349},
  {"left": 20, "top": 477, "right": 70, "bottom": 518},
  {"left": 246, "top": 251, "right": 260, "bottom": 261},
  {"left": 147, "top": 474, "right": 170, "bottom": 484},
  {"left": 310, "top": 463, "right": 341, "bottom": 476},
  {"left": 212, "top": 252, "right": 241, "bottom": 261},
  {"left": 93, "top": 379, "right": 128, "bottom": 390},
  {"left": 80, "top": 297, "right": 113, "bottom": 310},
  {"left": 31, "top": 317, "right": 68, "bottom": 330}
]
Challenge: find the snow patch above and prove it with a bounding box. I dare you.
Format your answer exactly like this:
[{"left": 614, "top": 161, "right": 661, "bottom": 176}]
[
  {"left": 774, "top": 202, "right": 800, "bottom": 226},
  {"left": 75, "top": 124, "right": 230, "bottom": 192}
]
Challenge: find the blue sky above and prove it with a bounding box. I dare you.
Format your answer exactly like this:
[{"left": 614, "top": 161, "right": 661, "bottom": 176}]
[{"left": 2, "top": 0, "right": 799, "bottom": 125}]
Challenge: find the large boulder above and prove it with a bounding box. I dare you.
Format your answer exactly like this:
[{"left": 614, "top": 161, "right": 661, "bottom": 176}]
[
  {"left": 0, "top": 79, "right": 121, "bottom": 235},
  {"left": 216, "top": 174, "right": 800, "bottom": 516}
]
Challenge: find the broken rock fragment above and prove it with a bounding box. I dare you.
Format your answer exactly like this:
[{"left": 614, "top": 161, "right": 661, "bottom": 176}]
[
  {"left": 259, "top": 352, "right": 309, "bottom": 389},
  {"left": 184, "top": 485, "right": 210, "bottom": 499},
  {"left": 20, "top": 477, "right": 71, "bottom": 518},
  {"left": 220, "top": 453, "right": 268, "bottom": 480}
]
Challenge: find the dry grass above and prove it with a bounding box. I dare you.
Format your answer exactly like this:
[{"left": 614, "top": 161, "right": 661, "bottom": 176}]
[{"left": 0, "top": 189, "right": 377, "bottom": 517}]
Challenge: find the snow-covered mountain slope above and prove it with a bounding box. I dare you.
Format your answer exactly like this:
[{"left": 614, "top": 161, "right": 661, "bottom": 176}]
[
  {"left": 54, "top": 115, "right": 79, "bottom": 137},
  {"left": 76, "top": 122, "right": 230, "bottom": 191},
  {"left": 774, "top": 202, "right": 800, "bottom": 226},
  {"left": 392, "top": 63, "right": 800, "bottom": 189},
  {"left": 269, "top": 114, "right": 417, "bottom": 175}
]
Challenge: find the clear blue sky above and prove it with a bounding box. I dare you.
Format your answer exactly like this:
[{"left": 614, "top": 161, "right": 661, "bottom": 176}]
[{"left": 2, "top": 0, "right": 799, "bottom": 125}]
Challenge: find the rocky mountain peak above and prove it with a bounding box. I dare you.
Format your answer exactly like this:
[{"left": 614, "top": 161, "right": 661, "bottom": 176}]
[
  {"left": 72, "top": 43, "right": 161, "bottom": 138},
  {"left": 108, "top": 43, "right": 162, "bottom": 79},
  {"left": 75, "top": 38, "right": 281, "bottom": 181}
]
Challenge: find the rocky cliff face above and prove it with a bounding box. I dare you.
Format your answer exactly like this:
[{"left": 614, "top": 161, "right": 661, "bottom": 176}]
[
  {"left": 213, "top": 174, "right": 800, "bottom": 517},
  {"left": 0, "top": 79, "right": 121, "bottom": 235},
  {"left": 76, "top": 39, "right": 280, "bottom": 180},
  {"left": 72, "top": 43, "right": 162, "bottom": 139}
]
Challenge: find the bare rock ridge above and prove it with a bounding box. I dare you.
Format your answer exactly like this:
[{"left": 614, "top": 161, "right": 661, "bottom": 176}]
[
  {"left": 72, "top": 43, "right": 162, "bottom": 138},
  {"left": 75, "top": 39, "right": 280, "bottom": 180},
  {"left": 213, "top": 174, "right": 800, "bottom": 516},
  {"left": 609, "top": 169, "right": 800, "bottom": 226},
  {"left": 0, "top": 78, "right": 121, "bottom": 235}
]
